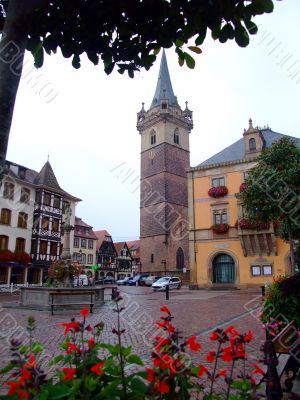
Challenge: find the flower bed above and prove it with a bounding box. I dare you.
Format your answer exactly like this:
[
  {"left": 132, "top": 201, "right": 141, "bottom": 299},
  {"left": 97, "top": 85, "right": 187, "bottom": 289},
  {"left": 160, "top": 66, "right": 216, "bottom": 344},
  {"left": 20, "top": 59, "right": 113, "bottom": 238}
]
[
  {"left": 208, "top": 186, "right": 228, "bottom": 198},
  {"left": 239, "top": 218, "right": 270, "bottom": 230},
  {"left": 1, "top": 295, "right": 270, "bottom": 400},
  {"left": 212, "top": 223, "right": 229, "bottom": 234}
]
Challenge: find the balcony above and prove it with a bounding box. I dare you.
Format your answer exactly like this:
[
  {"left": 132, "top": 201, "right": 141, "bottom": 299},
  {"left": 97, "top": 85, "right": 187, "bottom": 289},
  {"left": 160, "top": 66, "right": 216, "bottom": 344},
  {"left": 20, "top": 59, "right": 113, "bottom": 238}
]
[
  {"left": 34, "top": 203, "right": 62, "bottom": 216},
  {"left": 32, "top": 228, "right": 60, "bottom": 240},
  {"left": 237, "top": 219, "right": 277, "bottom": 257}
]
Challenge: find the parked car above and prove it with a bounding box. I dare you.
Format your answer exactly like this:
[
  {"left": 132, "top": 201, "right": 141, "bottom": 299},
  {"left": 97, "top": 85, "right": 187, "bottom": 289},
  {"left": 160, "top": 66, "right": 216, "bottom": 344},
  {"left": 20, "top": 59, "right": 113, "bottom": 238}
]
[
  {"left": 152, "top": 276, "right": 181, "bottom": 291},
  {"left": 116, "top": 276, "right": 132, "bottom": 285},
  {"left": 95, "top": 276, "right": 116, "bottom": 285},
  {"left": 139, "top": 275, "right": 150, "bottom": 286},
  {"left": 144, "top": 276, "right": 160, "bottom": 286},
  {"left": 127, "top": 274, "right": 149, "bottom": 286}
]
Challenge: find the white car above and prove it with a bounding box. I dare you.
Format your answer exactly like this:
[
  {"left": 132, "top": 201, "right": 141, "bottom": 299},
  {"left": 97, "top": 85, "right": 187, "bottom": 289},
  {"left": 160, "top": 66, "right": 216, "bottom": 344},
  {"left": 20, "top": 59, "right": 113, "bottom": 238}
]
[
  {"left": 116, "top": 277, "right": 131, "bottom": 285},
  {"left": 152, "top": 276, "right": 181, "bottom": 291}
]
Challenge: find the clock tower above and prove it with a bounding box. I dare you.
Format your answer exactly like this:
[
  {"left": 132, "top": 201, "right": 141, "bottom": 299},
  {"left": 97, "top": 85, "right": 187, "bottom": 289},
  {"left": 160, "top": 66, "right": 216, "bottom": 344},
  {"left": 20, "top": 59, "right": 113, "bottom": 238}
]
[{"left": 137, "top": 50, "right": 193, "bottom": 275}]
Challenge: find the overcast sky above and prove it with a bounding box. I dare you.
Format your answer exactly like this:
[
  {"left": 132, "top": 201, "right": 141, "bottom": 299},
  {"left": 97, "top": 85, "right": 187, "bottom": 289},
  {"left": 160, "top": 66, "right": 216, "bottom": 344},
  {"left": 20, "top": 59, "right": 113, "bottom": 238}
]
[{"left": 6, "top": 0, "right": 300, "bottom": 242}]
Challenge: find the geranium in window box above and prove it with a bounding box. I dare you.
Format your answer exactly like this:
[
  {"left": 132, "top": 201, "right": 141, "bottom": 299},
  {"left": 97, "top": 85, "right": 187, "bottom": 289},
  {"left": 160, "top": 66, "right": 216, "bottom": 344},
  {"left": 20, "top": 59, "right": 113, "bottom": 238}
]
[
  {"left": 14, "top": 251, "right": 31, "bottom": 264},
  {"left": 212, "top": 223, "right": 229, "bottom": 234},
  {"left": 208, "top": 186, "right": 228, "bottom": 198},
  {"left": 239, "top": 182, "right": 247, "bottom": 192},
  {"left": 239, "top": 218, "right": 270, "bottom": 230},
  {"left": 0, "top": 250, "right": 15, "bottom": 263}
]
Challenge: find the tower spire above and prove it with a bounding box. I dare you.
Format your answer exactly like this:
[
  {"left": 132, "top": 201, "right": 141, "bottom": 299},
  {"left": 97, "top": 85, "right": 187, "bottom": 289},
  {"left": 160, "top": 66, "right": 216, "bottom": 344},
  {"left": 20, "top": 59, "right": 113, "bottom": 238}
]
[{"left": 151, "top": 49, "right": 178, "bottom": 109}]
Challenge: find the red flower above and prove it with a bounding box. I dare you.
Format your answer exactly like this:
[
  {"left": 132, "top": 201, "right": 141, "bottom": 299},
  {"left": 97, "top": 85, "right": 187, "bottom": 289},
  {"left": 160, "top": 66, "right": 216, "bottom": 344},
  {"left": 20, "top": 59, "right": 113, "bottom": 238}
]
[
  {"left": 160, "top": 306, "right": 171, "bottom": 314},
  {"left": 80, "top": 307, "right": 89, "bottom": 318},
  {"left": 66, "top": 341, "right": 80, "bottom": 354},
  {"left": 146, "top": 368, "right": 155, "bottom": 382},
  {"left": 153, "top": 354, "right": 175, "bottom": 372},
  {"left": 61, "top": 321, "right": 80, "bottom": 335},
  {"left": 197, "top": 364, "right": 209, "bottom": 377},
  {"left": 244, "top": 330, "right": 253, "bottom": 342},
  {"left": 210, "top": 331, "right": 219, "bottom": 341},
  {"left": 224, "top": 326, "right": 238, "bottom": 336},
  {"left": 88, "top": 338, "right": 94, "bottom": 348},
  {"left": 253, "top": 364, "right": 265, "bottom": 376},
  {"left": 15, "top": 390, "right": 29, "bottom": 399},
  {"left": 62, "top": 367, "right": 76, "bottom": 381},
  {"left": 215, "top": 369, "right": 227, "bottom": 378},
  {"left": 91, "top": 362, "right": 105, "bottom": 376},
  {"left": 6, "top": 378, "right": 25, "bottom": 395},
  {"left": 185, "top": 336, "right": 201, "bottom": 351},
  {"left": 222, "top": 346, "right": 233, "bottom": 362},
  {"left": 21, "top": 367, "right": 32, "bottom": 381},
  {"left": 157, "top": 380, "right": 170, "bottom": 394},
  {"left": 206, "top": 351, "right": 216, "bottom": 363}
]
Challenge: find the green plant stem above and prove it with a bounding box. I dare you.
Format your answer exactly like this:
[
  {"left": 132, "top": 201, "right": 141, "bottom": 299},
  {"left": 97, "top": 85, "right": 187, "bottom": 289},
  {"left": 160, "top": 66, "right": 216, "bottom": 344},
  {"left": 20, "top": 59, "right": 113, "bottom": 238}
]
[
  {"left": 116, "top": 302, "right": 127, "bottom": 398},
  {"left": 209, "top": 342, "right": 222, "bottom": 396},
  {"left": 225, "top": 359, "right": 235, "bottom": 400}
]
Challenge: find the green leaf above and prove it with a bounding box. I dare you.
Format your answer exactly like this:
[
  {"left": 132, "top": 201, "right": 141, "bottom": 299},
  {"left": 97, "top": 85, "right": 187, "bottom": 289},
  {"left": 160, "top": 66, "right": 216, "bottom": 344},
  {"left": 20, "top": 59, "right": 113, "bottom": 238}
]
[
  {"left": 98, "top": 380, "right": 120, "bottom": 399},
  {"left": 244, "top": 19, "right": 258, "bottom": 35},
  {"left": 49, "top": 354, "right": 64, "bottom": 366},
  {"left": 130, "top": 377, "right": 147, "bottom": 394},
  {"left": 47, "top": 384, "right": 72, "bottom": 399},
  {"left": 178, "top": 56, "right": 184, "bottom": 66},
  {"left": 153, "top": 47, "right": 161, "bottom": 56},
  {"left": 188, "top": 46, "right": 202, "bottom": 54},
  {"left": 184, "top": 52, "right": 195, "bottom": 69},
  {"left": 32, "top": 343, "right": 44, "bottom": 353},
  {"left": 195, "top": 27, "right": 207, "bottom": 46},
  {"left": 0, "top": 362, "right": 15, "bottom": 374},
  {"left": 33, "top": 43, "right": 44, "bottom": 68},
  {"left": 127, "top": 354, "right": 144, "bottom": 366},
  {"left": 122, "top": 346, "right": 132, "bottom": 357},
  {"left": 235, "top": 25, "right": 249, "bottom": 47},
  {"left": 175, "top": 38, "right": 184, "bottom": 47},
  {"left": 72, "top": 54, "right": 81, "bottom": 69}
]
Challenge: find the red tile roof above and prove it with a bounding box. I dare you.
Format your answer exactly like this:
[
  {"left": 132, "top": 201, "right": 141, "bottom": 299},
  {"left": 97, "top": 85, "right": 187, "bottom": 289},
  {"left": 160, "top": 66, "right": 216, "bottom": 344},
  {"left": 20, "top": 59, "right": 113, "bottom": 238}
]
[
  {"left": 94, "top": 230, "right": 111, "bottom": 249},
  {"left": 74, "top": 217, "right": 97, "bottom": 239}
]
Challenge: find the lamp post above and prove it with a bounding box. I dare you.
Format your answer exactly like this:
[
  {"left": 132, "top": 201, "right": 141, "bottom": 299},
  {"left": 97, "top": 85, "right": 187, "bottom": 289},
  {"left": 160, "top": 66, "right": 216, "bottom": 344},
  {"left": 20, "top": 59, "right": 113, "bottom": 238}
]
[{"left": 161, "top": 259, "right": 166, "bottom": 275}]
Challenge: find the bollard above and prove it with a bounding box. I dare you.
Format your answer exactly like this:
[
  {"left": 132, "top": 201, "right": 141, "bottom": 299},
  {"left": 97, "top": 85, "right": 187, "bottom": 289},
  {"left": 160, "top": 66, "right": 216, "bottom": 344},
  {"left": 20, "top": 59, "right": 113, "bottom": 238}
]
[
  {"left": 166, "top": 284, "right": 169, "bottom": 300},
  {"left": 261, "top": 285, "right": 266, "bottom": 297}
]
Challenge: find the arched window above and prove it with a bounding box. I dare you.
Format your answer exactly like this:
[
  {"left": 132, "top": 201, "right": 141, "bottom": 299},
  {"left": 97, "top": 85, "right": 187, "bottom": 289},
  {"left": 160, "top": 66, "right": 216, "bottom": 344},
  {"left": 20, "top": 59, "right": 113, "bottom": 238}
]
[
  {"left": 150, "top": 130, "right": 156, "bottom": 145},
  {"left": 249, "top": 138, "right": 256, "bottom": 152},
  {"left": 176, "top": 247, "right": 184, "bottom": 269},
  {"left": 174, "top": 128, "right": 180, "bottom": 145},
  {"left": 212, "top": 253, "right": 235, "bottom": 283}
]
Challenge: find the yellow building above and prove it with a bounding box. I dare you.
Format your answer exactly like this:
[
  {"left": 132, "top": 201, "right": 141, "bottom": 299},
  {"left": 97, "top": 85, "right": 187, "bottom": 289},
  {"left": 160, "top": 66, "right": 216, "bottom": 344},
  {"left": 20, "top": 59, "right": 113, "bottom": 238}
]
[{"left": 188, "top": 120, "right": 300, "bottom": 289}]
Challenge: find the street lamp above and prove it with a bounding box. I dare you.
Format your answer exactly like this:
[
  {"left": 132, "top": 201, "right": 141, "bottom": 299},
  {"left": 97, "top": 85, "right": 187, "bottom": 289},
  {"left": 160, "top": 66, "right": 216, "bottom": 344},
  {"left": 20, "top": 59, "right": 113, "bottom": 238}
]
[{"left": 161, "top": 259, "right": 166, "bottom": 275}]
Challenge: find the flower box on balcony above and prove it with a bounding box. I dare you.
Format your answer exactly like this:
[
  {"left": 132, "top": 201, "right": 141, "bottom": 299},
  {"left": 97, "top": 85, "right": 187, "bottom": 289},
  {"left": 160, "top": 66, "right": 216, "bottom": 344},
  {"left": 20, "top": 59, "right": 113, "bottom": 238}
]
[
  {"left": 239, "top": 218, "right": 270, "bottom": 230},
  {"left": 208, "top": 186, "right": 228, "bottom": 198},
  {"left": 239, "top": 182, "right": 247, "bottom": 192},
  {"left": 212, "top": 223, "right": 229, "bottom": 234}
]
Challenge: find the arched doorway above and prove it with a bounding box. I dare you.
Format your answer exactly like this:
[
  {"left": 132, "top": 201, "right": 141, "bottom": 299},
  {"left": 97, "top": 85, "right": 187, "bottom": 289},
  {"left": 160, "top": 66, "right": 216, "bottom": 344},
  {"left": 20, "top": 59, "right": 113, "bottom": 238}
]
[
  {"left": 212, "top": 254, "right": 235, "bottom": 284},
  {"left": 176, "top": 247, "right": 184, "bottom": 269}
]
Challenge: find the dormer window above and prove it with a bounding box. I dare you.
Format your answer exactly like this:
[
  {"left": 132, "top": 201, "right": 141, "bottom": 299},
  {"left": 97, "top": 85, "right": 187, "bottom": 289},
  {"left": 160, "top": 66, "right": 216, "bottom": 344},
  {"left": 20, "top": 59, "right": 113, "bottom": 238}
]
[
  {"left": 249, "top": 138, "right": 256, "bottom": 152},
  {"left": 161, "top": 102, "right": 167, "bottom": 109},
  {"left": 150, "top": 130, "right": 156, "bottom": 145},
  {"left": 174, "top": 128, "right": 179, "bottom": 145}
]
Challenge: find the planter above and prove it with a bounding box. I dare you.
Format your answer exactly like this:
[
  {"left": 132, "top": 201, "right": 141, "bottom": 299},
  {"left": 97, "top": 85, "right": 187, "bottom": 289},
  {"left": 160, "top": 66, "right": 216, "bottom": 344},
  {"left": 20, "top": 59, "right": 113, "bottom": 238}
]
[
  {"left": 272, "top": 321, "right": 298, "bottom": 354},
  {"left": 208, "top": 186, "right": 228, "bottom": 198},
  {"left": 212, "top": 223, "right": 229, "bottom": 234},
  {"left": 239, "top": 218, "right": 270, "bottom": 230},
  {"left": 239, "top": 183, "right": 247, "bottom": 192}
]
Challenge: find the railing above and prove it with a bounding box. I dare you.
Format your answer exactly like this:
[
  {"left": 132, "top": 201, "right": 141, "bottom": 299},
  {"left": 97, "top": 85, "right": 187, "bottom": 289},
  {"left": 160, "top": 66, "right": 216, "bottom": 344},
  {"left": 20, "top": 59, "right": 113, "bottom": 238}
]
[{"left": 34, "top": 204, "right": 62, "bottom": 216}]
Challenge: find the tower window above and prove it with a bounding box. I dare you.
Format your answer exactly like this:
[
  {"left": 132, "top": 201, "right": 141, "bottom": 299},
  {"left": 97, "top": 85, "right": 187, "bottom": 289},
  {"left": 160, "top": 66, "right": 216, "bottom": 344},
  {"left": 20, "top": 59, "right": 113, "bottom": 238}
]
[
  {"left": 151, "top": 253, "right": 154, "bottom": 263},
  {"left": 249, "top": 138, "right": 256, "bottom": 152},
  {"left": 174, "top": 129, "right": 179, "bottom": 145},
  {"left": 150, "top": 130, "right": 156, "bottom": 145},
  {"left": 161, "top": 102, "right": 167, "bottom": 109}
]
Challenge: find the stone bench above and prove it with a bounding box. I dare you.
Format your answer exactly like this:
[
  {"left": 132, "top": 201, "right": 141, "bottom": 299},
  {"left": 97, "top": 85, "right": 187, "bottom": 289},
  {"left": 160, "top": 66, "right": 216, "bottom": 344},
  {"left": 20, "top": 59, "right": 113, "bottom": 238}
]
[{"left": 49, "top": 290, "right": 94, "bottom": 315}]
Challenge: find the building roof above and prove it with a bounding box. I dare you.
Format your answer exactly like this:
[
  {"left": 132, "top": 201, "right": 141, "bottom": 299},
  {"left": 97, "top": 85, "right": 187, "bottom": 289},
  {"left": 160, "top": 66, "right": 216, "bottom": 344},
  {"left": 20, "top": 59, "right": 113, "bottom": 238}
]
[
  {"left": 150, "top": 50, "right": 178, "bottom": 109},
  {"left": 34, "top": 161, "right": 61, "bottom": 190},
  {"left": 127, "top": 240, "right": 140, "bottom": 251},
  {"left": 94, "top": 230, "right": 112, "bottom": 249},
  {"left": 114, "top": 242, "right": 126, "bottom": 256},
  {"left": 74, "top": 217, "right": 97, "bottom": 240},
  {"left": 198, "top": 128, "right": 300, "bottom": 168},
  {"left": 4, "top": 160, "right": 81, "bottom": 201}
]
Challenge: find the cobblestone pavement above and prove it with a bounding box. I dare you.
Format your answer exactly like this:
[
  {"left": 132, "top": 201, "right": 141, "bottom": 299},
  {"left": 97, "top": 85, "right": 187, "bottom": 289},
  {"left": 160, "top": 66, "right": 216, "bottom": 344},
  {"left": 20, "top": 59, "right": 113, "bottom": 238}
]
[{"left": 0, "top": 286, "right": 264, "bottom": 371}]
